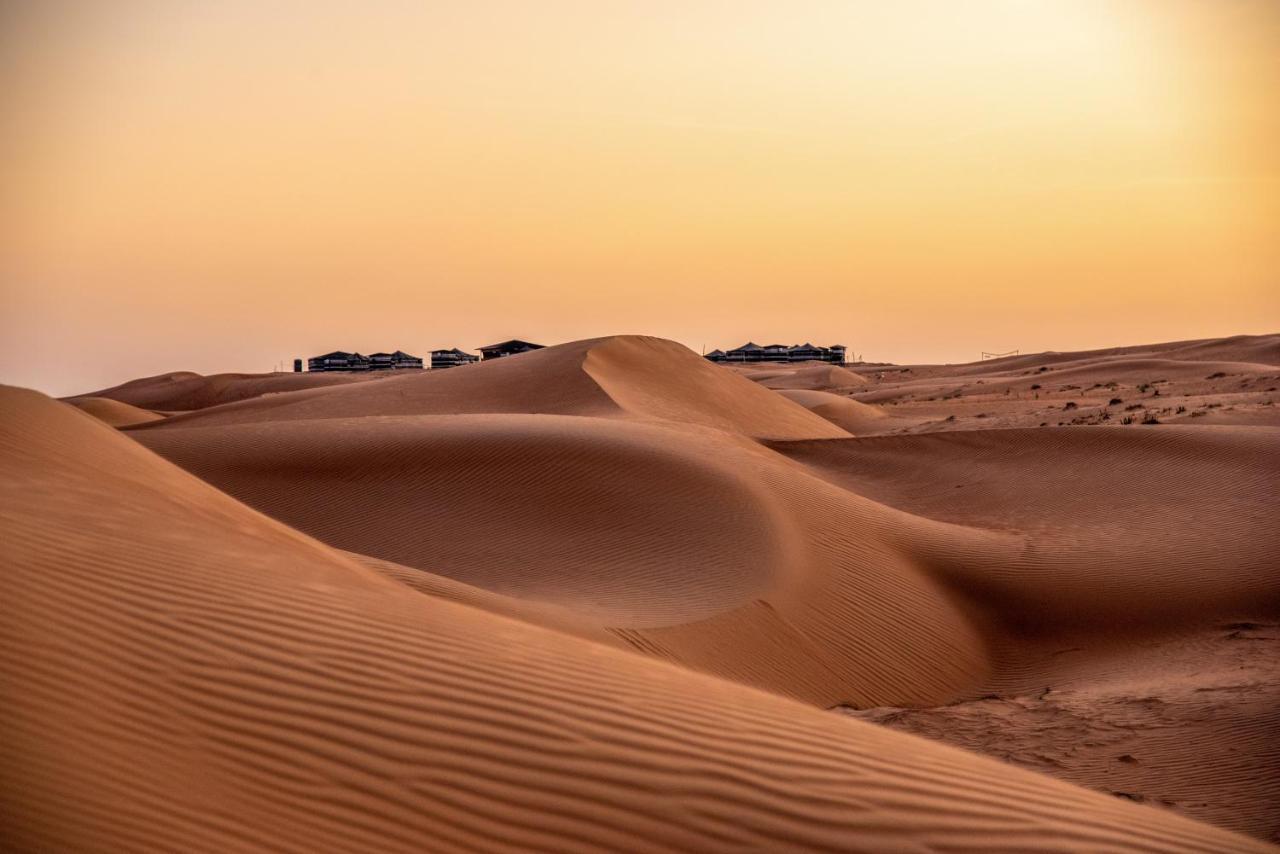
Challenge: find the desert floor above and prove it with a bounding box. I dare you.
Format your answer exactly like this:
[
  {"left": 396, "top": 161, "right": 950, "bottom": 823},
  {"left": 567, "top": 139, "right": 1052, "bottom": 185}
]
[{"left": 3, "top": 333, "right": 1278, "bottom": 851}]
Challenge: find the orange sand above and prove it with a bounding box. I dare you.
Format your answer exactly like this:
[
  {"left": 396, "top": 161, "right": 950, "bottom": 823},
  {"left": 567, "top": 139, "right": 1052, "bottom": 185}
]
[{"left": 4, "top": 332, "right": 1278, "bottom": 849}]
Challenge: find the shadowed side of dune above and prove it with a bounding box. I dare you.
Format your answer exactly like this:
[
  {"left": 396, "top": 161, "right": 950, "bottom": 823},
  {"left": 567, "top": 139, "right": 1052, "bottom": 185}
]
[
  {"left": 137, "top": 414, "right": 794, "bottom": 626},
  {"left": 582, "top": 336, "right": 850, "bottom": 439},
  {"left": 1, "top": 385, "right": 1267, "bottom": 853},
  {"left": 771, "top": 425, "right": 1280, "bottom": 633},
  {"left": 773, "top": 389, "right": 904, "bottom": 435},
  {"left": 134, "top": 412, "right": 992, "bottom": 708}
]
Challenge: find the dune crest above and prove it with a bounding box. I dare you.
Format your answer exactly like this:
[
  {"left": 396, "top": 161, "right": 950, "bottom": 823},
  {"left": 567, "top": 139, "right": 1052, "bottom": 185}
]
[
  {"left": 773, "top": 389, "right": 897, "bottom": 434},
  {"left": 581, "top": 336, "right": 850, "bottom": 438}
]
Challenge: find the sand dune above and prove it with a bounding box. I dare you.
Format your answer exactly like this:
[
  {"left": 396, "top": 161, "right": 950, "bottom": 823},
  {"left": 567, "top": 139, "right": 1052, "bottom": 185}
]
[
  {"left": 842, "top": 335, "right": 1279, "bottom": 434},
  {"left": 131, "top": 337, "right": 847, "bottom": 441},
  {"left": 2, "top": 385, "right": 1270, "bottom": 852},
  {"left": 7, "top": 332, "right": 1279, "bottom": 847},
  {"left": 841, "top": 622, "right": 1280, "bottom": 841},
  {"left": 66, "top": 395, "right": 165, "bottom": 427},
  {"left": 736, "top": 362, "right": 870, "bottom": 391},
  {"left": 134, "top": 411, "right": 990, "bottom": 708},
  {"left": 769, "top": 425, "right": 1280, "bottom": 630},
  {"left": 773, "top": 389, "right": 905, "bottom": 434},
  {"left": 992, "top": 356, "right": 1271, "bottom": 388},
  {"left": 133, "top": 338, "right": 1278, "bottom": 706},
  {"left": 916, "top": 333, "right": 1280, "bottom": 378},
  {"left": 581, "top": 336, "right": 851, "bottom": 437},
  {"left": 71, "top": 369, "right": 378, "bottom": 412},
  {"left": 139, "top": 414, "right": 789, "bottom": 626}
]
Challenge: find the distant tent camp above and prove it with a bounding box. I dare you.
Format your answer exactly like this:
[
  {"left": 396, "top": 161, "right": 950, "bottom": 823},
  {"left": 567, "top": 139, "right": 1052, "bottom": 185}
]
[
  {"left": 430, "top": 348, "right": 480, "bottom": 369},
  {"left": 368, "top": 351, "right": 424, "bottom": 370},
  {"left": 307, "top": 351, "right": 370, "bottom": 372},
  {"left": 307, "top": 350, "right": 422, "bottom": 372},
  {"left": 788, "top": 343, "right": 824, "bottom": 361},
  {"left": 716, "top": 342, "right": 846, "bottom": 364},
  {"left": 477, "top": 340, "right": 545, "bottom": 360},
  {"left": 725, "top": 342, "right": 763, "bottom": 362}
]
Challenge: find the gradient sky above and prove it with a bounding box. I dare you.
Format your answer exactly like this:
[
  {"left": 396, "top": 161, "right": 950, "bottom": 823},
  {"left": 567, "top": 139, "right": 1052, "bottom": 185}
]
[{"left": 2, "top": 0, "right": 1277, "bottom": 396}]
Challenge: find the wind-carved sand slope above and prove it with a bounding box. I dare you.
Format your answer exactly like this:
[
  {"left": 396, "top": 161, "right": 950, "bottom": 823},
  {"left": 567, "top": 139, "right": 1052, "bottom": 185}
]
[{"left": 2, "top": 385, "right": 1272, "bottom": 852}]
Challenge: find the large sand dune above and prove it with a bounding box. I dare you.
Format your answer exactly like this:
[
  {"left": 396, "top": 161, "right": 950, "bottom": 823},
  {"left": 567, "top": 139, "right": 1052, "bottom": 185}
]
[
  {"left": 133, "top": 411, "right": 991, "bottom": 708},
  {"left": 127, "top": 337, "right": 846, "bottom": 441},
  {"left": 2, "top": 385, "right": 1271, "bottom": 852},
  {"left": 8, "top": 332, "right": 1279, "bottom": 847}
]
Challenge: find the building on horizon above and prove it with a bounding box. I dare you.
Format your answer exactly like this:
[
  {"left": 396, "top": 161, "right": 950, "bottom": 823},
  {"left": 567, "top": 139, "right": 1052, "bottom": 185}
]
[
  {"left": 431, "top": 348, "right": 480, "bottom": 369},
  {"left": 369, "top": 350, "right": 424, "bottom": 370},
  {"left": 477, "top": 339, "right": 544, "bottom": 360},
  {"left": 308, "top": 351, "right": 369, "bottom": 372},
  {"left": 306, "top": 350, "right": 423, "bottom": 372},
  {"left": 706, "top": 342, "right": 846, "bottom": 364}
]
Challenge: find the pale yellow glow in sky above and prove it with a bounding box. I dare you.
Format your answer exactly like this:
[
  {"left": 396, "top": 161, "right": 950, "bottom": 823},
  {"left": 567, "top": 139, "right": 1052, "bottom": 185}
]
[{"left": 1, "top": 1, "right": 1276, "bottom": 394}]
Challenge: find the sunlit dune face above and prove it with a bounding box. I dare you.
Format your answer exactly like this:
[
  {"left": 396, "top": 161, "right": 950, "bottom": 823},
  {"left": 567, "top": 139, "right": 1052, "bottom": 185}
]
[{"left": 1, "top": 0, "right": 1276, "bottom": 394}]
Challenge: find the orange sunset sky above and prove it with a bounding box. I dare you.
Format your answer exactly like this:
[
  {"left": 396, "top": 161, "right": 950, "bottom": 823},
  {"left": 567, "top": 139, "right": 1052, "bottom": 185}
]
[{"left": 2, "top": 0, "right": 1277, "bottom": 396}]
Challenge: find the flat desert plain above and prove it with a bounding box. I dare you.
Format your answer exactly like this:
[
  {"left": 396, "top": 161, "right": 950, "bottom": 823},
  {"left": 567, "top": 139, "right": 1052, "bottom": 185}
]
[{"left": 3, "top": 333, "right": 1279, "bottom": 851}]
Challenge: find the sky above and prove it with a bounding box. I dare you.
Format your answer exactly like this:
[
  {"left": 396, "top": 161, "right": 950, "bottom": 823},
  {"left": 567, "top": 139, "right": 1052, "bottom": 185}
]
[{"left": 2, "top": 0, "right": 1277, "bottom": 396}]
